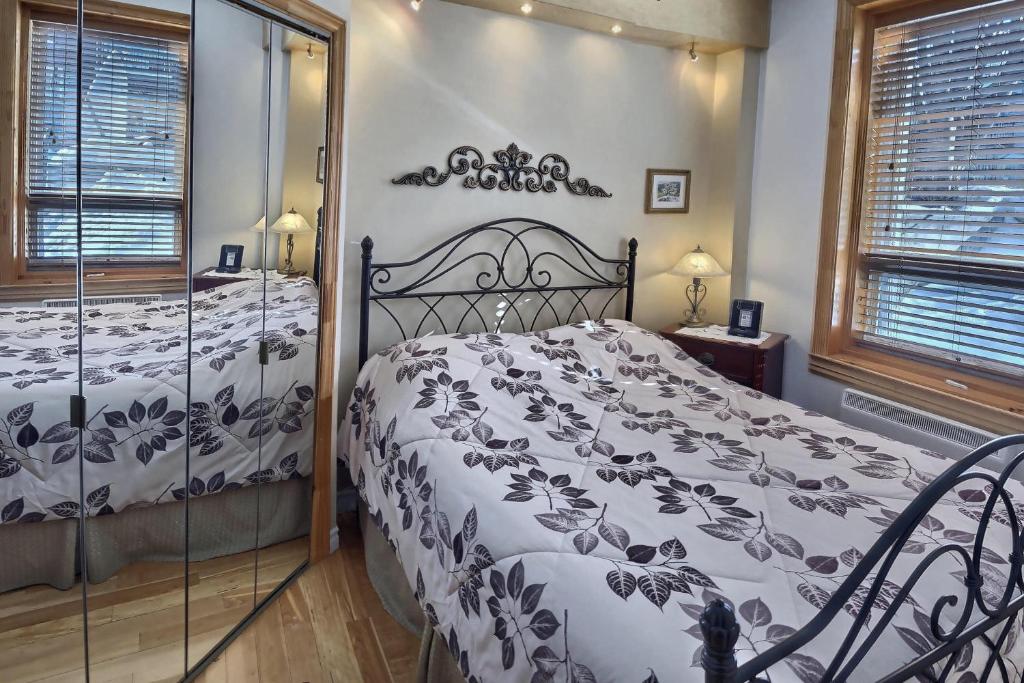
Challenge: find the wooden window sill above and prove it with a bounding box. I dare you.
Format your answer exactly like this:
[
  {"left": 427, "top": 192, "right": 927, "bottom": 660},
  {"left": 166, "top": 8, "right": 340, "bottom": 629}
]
[
  {"left": 0, "top": 275, "right": 187, "bottom": 303},
  {"left": 809, "top": 349, "right": 1024, "bottom": 435}
]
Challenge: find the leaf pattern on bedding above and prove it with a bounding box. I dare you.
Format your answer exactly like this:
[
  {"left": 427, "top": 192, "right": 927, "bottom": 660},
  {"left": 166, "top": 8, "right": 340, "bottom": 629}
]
[
  {"left": 0, "top": 279, "right": 317, "bottom": 526},
  {"left": 342, "top": 319, "right": 1024, "bottom": 682}
]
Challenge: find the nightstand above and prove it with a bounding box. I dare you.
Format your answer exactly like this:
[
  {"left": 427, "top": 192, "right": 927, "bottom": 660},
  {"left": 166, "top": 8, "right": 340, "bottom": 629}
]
[
  {"left": 192, "top": 268, "right": 306, "bottom": 293},
  {"left": 660, "top": 325, "right": 788, "bottom": 399}
]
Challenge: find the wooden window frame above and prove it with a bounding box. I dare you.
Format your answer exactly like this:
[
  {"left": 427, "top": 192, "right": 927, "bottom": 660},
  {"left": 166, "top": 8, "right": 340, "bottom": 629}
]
[
  {"left": 1, "top": 0, "right": 190, "bottom": 302},
  {"left": 811, "top": 0, "right": 1024, "bottom": 435}
]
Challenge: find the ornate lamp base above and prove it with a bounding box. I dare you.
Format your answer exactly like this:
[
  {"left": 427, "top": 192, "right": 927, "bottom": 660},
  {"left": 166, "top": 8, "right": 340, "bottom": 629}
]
[
  {"left": 277, "top": 234, "right": 297, "bottom": 276},
  {"left": 683, "top": 277, "right": 709, "bottom": 327}
]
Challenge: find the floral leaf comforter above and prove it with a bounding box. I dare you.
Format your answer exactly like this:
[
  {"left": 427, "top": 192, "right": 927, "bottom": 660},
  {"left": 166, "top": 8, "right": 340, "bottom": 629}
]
[
  {"left": 342, "top": 320, "right": 1024, "bottom": 682},
  {"left": 0, "top": 278, "right": 316, "bottom": 527}
]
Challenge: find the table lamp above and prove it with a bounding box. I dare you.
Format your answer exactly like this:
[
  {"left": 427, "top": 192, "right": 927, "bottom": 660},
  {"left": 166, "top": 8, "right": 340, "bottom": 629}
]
[
  {"left": 271, "top": 208, "right": 314, "bottom": 276},
  {"left": 670, "top": 245, "right": 727, "bottom": 327}
]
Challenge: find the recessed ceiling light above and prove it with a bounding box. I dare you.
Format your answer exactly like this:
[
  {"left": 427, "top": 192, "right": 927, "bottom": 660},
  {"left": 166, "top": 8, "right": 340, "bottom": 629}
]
[
  {"left": 611, "top": 24, "right": 623, "bottom": 34},
  {"left": 520, "top": 2, "right": 533, "bottom": 14},
  {"left": 410, "top": 0, "right": 422, "bottom": 10}
]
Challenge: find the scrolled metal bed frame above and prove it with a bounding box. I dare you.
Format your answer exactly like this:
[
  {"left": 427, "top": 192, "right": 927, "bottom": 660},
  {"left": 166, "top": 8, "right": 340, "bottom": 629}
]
[
  {"left": 357, "top": 217, "right": 637, "bottom": 367},
  {"left": 356, "top": 218, "right": 1024, "bottom": 682},
  {"left": 703, "top": 432, "right": 1024, "bottom": 683}
]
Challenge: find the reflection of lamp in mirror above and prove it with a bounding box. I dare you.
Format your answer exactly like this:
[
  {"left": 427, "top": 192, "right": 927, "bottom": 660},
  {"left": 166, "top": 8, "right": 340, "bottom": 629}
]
[
  {"left": 670, "top": 245, "right": 728, "bottom": 327},
  {"left": 271, "top": 208, "right": 314, "bottom": 276},
  {"left": 249, "top": 216, "right": 266, "bottom": 270}
]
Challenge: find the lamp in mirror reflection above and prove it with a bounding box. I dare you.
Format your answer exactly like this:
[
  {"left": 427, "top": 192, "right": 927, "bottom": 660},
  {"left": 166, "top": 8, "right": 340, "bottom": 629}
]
[
  {"left": 272, "top": 208, "right": 314, "bottom": 276},
  {"left": 249, "top": 216, "right": 267, "bottom": 270},
  {"left": 670, "top": 245, "right": 727, "bottom": 327}
]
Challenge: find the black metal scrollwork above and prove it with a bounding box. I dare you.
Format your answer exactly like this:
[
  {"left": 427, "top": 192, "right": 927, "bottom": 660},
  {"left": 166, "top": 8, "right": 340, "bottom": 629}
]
[
  {"left": 357, "top": 218, "right": 637, "bottom": 367},
  {"left": 391, "top": 143, "right": 613, "bottom": 198},
  {"left": 702, "top": 433, "right": 1024, "bottom": 683}
]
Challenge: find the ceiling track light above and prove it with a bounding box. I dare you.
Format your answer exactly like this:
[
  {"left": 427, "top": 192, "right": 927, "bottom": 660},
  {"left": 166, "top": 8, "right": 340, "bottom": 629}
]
[
  {"left": 689, "top": 42, "right": 699, "bottom": 62},
  {"left": 306, "top": 43, "right": 315, "bottom": 59},
  {"left": 521, "top": 2, "right": 533, "bottom": 14},
  {"left": 410, "top": 0, "right": 422, "bottom": 11},
  {"left": 611, "top": 23, "right": 623, "bottom": 34}
]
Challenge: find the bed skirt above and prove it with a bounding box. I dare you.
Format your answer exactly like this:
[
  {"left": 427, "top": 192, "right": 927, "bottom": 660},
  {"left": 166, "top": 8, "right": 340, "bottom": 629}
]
[
  {"left": 1, "top": 477, "right": 310, "bottom": 594},
  {"left": 359, "top": 501, "right": 463, "bottom": 683}
]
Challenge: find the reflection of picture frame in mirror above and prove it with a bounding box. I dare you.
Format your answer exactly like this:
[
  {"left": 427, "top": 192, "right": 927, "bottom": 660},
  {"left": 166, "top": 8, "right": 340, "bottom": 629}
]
[
  {"left": 217, "top": 244, "right": 244, "bottom": 273},
  {"left": 644, "top": 168, "right": 690, "bottom": 214},
  {"left": 316, "top": 146, "right": 325, "bottom": 184}
]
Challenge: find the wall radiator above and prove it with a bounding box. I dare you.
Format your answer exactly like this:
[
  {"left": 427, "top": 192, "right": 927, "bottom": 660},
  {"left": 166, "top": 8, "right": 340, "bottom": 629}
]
[
  {"left": 42, "top": 294, "right": 163, "bottom": 309},
  {"left": 839, "top": 389, "right": 1014, "bottom": 474}
]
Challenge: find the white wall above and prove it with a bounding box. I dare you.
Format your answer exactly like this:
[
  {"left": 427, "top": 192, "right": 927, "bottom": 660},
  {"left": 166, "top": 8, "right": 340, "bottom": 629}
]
[
  {"left": 338, "top": 0, "right": 757, "bottom": 395},
  {"left": 744, "top": 0, "right": 846, "bottom": 416},
  {"left": 191, "top": 1, "right": 290, "bottom": 272}
]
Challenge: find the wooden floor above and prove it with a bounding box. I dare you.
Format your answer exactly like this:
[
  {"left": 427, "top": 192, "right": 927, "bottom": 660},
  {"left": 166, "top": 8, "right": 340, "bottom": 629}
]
[
  {"left": 0, "top": 539, "right": 310, "bottom": 683},
  {"left": 194, "top": 515, "right": 420, "bottom": 683},
  {"left": 0, "top": 518, "right": 420, "bottom": 683}
]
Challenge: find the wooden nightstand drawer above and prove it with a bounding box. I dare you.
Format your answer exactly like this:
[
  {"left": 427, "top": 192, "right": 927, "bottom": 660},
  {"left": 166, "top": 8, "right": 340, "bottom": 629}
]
[
  {"left": 660, "top": 326, "right": 789, "bottom": 399},
  {"left": 670, "top": 337, "right": 754, "bottom": 378}
]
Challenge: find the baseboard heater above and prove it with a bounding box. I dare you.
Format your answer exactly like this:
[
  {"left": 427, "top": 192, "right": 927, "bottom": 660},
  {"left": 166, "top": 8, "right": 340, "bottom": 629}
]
[
  {"left": 839, "top": 389, "right": 1014, "bottom": 474},
  {"left": 42, "top": 294, "right": 163, "bottom": 309}
]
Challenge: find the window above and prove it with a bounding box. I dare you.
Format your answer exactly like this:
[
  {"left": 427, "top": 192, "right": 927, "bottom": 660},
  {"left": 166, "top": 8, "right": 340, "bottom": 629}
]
[
  {"left": 24, "top": 15, "right": 187, "bottom": 269},
  {"left": 858, "top": 2, "right": 1024, "bottom": 374},
  {"left": 814, "top": 0, "right": 1024, "bottom": 433}
]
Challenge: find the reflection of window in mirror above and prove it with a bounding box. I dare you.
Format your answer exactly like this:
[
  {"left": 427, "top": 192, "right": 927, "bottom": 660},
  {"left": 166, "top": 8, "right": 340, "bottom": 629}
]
[{"left": 1, "top": 4, "right": 189, "bottom": 300}]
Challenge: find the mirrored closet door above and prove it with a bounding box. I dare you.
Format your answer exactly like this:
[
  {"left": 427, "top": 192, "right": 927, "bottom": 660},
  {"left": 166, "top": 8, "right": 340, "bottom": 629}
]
[
  {"left": 0, "top": 0, "right": 333, "bottom": 679},
  {"left": 0, "top": 4, "right": 86, "bottom": 680},
  {"left": 78, "top": 1, "right": 191, "bottom": 678}
]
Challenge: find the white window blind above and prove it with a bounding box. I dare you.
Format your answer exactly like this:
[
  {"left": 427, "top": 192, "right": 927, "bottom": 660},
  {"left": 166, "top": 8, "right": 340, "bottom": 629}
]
[
  {"left": 856, "top": 0, "right": 1024, "bottom": 375},
  {"left": 26, "top": 19, "right": 187, "bottom": 267}
]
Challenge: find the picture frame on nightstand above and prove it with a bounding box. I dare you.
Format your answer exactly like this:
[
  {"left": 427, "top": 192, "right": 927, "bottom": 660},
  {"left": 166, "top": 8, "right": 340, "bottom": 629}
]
[
  {"left": 728, "top": 299, "right": 764, "bottom": 338},
  {"left": 216, "top": 244, "right": 244, "bottom": 274}
]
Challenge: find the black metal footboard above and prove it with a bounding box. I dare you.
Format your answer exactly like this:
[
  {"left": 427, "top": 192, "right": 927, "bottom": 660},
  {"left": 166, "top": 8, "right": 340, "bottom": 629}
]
[{"left": 701, "top": 433, "right": 1024, "bottom": 682}]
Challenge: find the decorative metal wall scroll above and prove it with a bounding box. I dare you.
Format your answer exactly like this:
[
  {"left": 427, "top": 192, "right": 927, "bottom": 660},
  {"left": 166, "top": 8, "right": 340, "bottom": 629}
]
[{"left": 391, "top": 143, "right": 612, "bottom": 198}]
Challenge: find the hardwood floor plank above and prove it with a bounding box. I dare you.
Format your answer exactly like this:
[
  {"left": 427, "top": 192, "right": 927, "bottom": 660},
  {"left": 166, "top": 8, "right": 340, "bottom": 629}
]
[
  {"left": 269, "top": 586, "right": 325, "bottom": 683},
  {"left": 224, "top": 628, "right": 259, "bottom": 683},
  {"left": 250, "top": 601, "right": 289, "bottom": 683},
  {"left": 346, "top": 618, "right": 392, "bottom": 683}
]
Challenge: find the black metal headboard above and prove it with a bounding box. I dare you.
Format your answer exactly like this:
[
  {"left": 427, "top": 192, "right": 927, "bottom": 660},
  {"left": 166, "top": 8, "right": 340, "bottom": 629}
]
[{"left": 358, "top": 218, "right": 637, "bottom": 367}]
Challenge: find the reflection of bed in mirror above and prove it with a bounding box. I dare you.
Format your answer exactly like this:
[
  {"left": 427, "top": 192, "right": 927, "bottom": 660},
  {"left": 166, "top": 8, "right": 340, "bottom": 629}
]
[{"left": 0, "top": 277, "right": 317, "bottom": 593}]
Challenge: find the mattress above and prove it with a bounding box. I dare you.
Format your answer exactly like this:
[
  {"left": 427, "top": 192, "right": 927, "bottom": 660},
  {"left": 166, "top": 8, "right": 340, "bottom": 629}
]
[
  {"left": 0, "top": 278, "right": 316, "bottom": 527},
  {"left": 341, "top": 319, "right": 1024, "bottom": 682}
]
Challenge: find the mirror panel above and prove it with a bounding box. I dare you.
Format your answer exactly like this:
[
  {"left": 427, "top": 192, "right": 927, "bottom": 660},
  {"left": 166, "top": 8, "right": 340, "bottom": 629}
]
[
  {"left": 79, "top": 0, "right": 191, "bottom": 678},
  {"left": 0, "top": 5, "right": 86, "bottom": 681},
  {"left": 253, "top": 24, "right": 325, "bottom": 603},
  {"left": 186, "top": 0, "right": 272, "bottom": 668},
  {"left": 0, "top": 2, "right": 329, "bottom": 679}
]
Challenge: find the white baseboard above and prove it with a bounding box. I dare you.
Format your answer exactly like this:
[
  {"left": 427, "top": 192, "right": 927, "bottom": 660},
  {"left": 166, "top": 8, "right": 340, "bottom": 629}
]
[{"left": 329, "top": 525, "right": 340, "bottom": 553}]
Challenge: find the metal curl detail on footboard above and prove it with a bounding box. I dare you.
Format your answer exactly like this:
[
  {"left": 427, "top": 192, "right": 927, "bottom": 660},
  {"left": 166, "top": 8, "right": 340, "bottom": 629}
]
[
  {"left": 357, "top": 218, "right": 638, "bottom": 367},
  {"left": 701, "top": 434, "right": 1024, "bottom": 683}
]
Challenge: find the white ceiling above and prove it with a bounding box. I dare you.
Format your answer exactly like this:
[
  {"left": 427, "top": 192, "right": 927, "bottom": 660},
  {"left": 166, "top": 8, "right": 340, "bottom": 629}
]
[{"left": 440, "top": 0, "right": 770, "bottom": 54}]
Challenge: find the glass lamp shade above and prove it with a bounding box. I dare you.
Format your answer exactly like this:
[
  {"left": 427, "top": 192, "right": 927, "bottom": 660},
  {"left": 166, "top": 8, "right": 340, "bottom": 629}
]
[
  {"left": 670, "top": 246, "right": 727, "bottom": 278},
  {"left": 270, "top": 208, "right": 314, "bottom": 234}
]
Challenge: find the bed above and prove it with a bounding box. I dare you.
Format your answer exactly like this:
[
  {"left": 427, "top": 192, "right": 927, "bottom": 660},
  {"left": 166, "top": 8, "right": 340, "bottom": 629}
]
[
  {"left": 0, "top": 277, "right": 317, "bottom": 591},
  {"left": 342, "top": 219, "right": 1024, "bottom": 682}
]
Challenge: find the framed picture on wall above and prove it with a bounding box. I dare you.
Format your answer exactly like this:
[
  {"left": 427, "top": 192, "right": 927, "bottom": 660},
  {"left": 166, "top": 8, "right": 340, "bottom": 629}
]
[
  {"left": 316, "top": 146, "right": 326, "bottom": 184},
  {"left": 645, "top": 168, "right": 690, "bottom": 214}
]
